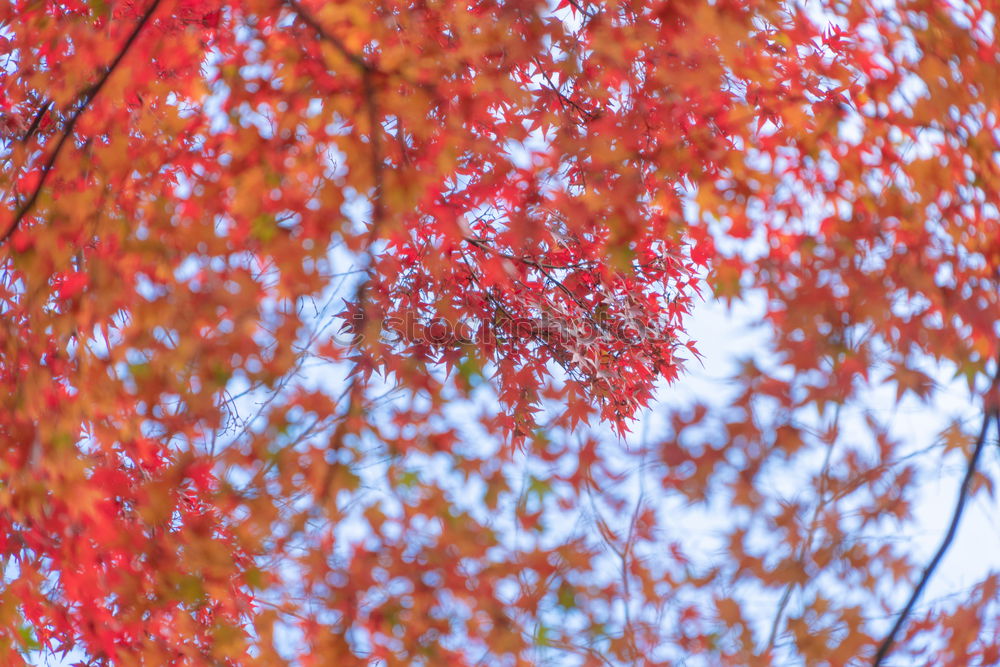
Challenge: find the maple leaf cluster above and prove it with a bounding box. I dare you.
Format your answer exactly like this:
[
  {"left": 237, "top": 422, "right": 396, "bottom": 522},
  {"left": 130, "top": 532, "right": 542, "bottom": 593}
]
[{"left": 1, "top": 0, "right": 999, "bottom": 665}]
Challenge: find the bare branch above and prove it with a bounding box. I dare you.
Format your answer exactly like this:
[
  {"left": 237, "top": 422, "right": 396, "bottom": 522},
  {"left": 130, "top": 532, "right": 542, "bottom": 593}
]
[{"left": 873, "top": 372, "right": 1000, "bottom": 665}]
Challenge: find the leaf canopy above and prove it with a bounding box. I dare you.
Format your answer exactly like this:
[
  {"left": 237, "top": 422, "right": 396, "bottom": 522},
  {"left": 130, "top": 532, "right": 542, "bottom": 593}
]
[{"left": 1, "top": 0, "right": 999, "bottom": 665}]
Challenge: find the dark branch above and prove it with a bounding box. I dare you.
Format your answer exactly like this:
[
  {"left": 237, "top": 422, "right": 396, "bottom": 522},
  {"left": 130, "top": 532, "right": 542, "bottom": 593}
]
[
  {"left": 285, "top": 0, "right": 372, "bottom": 72},
  {"left": 873, "top": 374, "right": 1000, "bottom": 665},
  {"left": 1, "top": 0, "right": 163, "bottom": 246},
  {"left": 531, "top": 57, "right": 596, "bottom": 122},
  {"left": 20, "top": 100, "right": 52, "bottom": 146},
  {"left": 284, "top": 0, "right": 382, "bottom": 238},
  {"left": 284, "top": 3, "right": 390, "bottom": 469},
  {"left": 463, "top": 236, "right": 592, "bottom": 271}
]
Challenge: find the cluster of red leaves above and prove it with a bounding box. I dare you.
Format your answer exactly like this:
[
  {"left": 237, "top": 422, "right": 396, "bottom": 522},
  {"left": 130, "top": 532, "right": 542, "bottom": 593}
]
[{"left": 1, "top": 0, "right": 999, "bottom": 665}]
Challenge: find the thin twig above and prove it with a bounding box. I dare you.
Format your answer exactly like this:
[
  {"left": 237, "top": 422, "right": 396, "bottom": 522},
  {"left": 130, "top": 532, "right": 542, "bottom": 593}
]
[
  {"left": 463, "top": 236, "right": 592, "bottom": 270},
  {"left": 764, "top": 402, "right": 842, "bottom": 654},
  {"left": 530, "top": 57, "right": 595, "bottom": 121}
]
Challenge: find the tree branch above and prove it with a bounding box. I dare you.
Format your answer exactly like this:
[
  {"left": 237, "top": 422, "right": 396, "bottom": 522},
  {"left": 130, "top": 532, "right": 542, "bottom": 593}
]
[
  {"left": 463, "top": 236, "right": 592, "bottom": 271},
  {"left": 1, "top": 0, "right": 163, "bottom": 246},
  {"left": 284, "top": 0, "right": 384, "bottom": 241},
  {"left": 20, "top": 100, "right": 52, "bottom": 146},
  {"left": 283, "top": 3, "right": 387, "bottom": 458},
  {"left": 872, "top": 373, "right": 1000, "bottom": 665},
  {"left": 764, "top": 403, "right": 842, "bottom": 655},
  {"left": 284, "top": 0, "right": 372, "bottom": 72}
]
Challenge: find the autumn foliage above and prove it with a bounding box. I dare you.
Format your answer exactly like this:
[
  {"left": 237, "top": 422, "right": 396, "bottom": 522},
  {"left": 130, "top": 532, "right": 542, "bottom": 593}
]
[{"left": 2, "top": 0, "right": 1000, "bottom": 664}]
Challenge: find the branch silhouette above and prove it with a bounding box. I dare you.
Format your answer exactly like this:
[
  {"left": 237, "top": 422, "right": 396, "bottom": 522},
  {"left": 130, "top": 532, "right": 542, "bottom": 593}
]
[
  {"left": 1, "top": 0, "right": 163, "bottom": 246},
  {"left": 873, "top": 372, "right": 1000, "bottom": 665}
]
